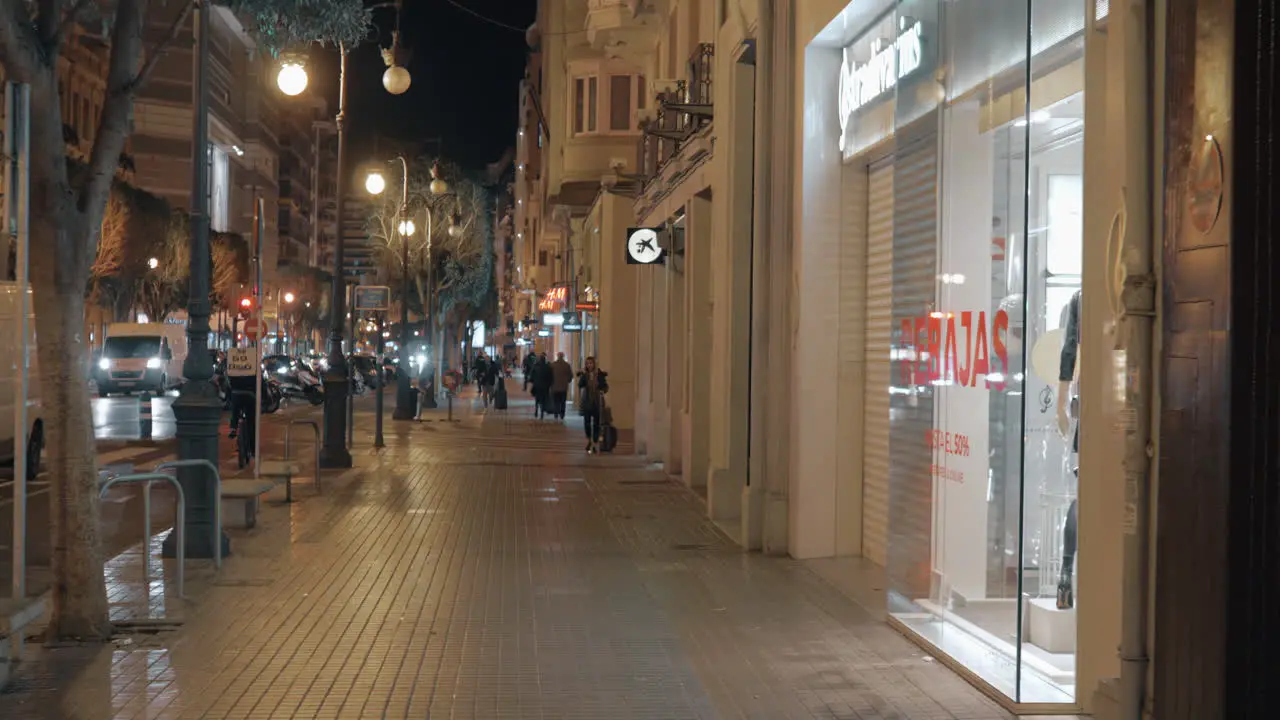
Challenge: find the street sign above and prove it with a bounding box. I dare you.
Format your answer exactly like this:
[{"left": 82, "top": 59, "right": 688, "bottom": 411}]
[
  {"left": 354, "top": 285, "right": 391, "bottom": 311},
  {"left": 243, "top": 316, "right": 263, "bottom": 341},
  {"left": 626, "top": 227, "right": 665, "bottom": 265},
  {"left": 227, "top": 347, "right": 257, "bottom": 377}
]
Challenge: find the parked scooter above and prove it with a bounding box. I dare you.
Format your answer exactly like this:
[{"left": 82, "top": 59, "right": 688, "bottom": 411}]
[{"left": 294, "top": 361, "right": 325, "bottom": 405}]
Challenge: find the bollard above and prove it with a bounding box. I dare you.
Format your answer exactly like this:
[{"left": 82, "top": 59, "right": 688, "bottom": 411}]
[
  {"left": 139, "top": 393, "right": 153, "bottom": 439},
  {"left": 447, "top": 392, "right": 453, "bottom": 423}
]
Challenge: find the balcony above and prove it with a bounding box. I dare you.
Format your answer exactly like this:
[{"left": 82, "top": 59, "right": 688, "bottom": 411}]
[
  {"left": 585, "top": 0, "right": 664, "bottom": 62},
  {"left": 635, "top": 44, "right": 715, "bottom": 191}
]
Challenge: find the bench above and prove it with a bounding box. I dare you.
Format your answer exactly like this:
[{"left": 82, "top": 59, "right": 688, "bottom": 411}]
[
  {"left": 220, "top": 479, "right": 275, "bottom": 529},
  {"left": 257, "top": 460, "right": 304, "bottom": 502}
]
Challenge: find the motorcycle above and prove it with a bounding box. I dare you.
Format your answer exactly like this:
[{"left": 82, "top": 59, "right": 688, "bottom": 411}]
[{"left": 295, "top": 363, "right": 325, "bottom": 405}]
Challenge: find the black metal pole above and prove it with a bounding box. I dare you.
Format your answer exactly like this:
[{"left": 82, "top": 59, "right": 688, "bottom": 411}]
[
  {"left": 423, "top": 236, "right": 437, "bottom": 408},
  {"left": 393, "top": 174, "right": 414, "bottom": 418},
  {"left": 166, "top": 1, "right": 229, "bottom": 559},
  {"left": 374, "top": 311, "right": 385, "bottom": 447},
  {"left": 320, "top": 45, "right": 353, "bottom": 468}
]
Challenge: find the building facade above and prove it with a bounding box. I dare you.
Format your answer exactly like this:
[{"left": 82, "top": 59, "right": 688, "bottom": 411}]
[{"left": 515, "top": 0, "right": 1139, "bottom": 714}]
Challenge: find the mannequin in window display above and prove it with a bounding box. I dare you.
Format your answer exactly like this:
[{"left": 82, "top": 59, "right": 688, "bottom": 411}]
[{"left": 1055, "top": 289, "right": 1082, "bottom": 609}]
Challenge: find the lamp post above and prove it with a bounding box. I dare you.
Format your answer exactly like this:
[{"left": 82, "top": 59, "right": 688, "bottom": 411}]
[
  {"left": 367, "top": 158, "right": 449, "bottom": 418},
  {"left": 165, "top": 1, "right": 226, "bottom": 560},
  {"left": 277, "top": 48, "right": 353, "bottom": 468},
  {"left": 275, "top": 290, "right": 295, "bottom": 354}
]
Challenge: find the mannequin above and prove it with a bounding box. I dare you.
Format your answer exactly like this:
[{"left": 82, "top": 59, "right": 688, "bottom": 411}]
[{"left": 1055, "top": 290, "right": 1081, "bottom": 609}]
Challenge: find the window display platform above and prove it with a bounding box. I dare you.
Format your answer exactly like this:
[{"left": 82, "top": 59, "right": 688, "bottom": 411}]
[{"left": 892, "top": 599, "right": 1075, "bottom": 706}]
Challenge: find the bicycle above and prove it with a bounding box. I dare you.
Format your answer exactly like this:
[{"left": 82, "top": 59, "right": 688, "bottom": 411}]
[{"left": 231, "top": 390, "right": 257, "bottom": 469}]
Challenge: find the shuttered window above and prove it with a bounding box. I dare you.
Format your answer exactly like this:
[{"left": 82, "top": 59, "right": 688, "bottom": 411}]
[
  {"left": 862, "top": 160, "right": 894, "bottom": 566},
  {"left": 886, "top": 137, "right": 939, "bottom": 599}
]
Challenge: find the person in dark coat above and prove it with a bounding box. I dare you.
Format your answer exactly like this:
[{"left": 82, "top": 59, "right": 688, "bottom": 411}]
[
  {"left": 576, "top": 356, "right": 609, "bottom": 453},
  {"left": 530, "top": 353, "right": 553, "bottom": 419},
  {"left": 522, "top": 352, "right": 536, "bottom": 391}
]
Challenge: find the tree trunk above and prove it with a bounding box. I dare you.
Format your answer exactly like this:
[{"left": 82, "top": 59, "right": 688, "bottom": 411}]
[
  {"left": 27, "top": 75, "right": 111, "bottom": 640},
  {"left": 30, "top": 213, "right": 110, "bottom": 640}
]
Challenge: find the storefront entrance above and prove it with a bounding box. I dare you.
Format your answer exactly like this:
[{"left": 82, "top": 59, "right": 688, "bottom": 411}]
[{"left": 804, "top": 0, "right": 1091, "bottom": 711}]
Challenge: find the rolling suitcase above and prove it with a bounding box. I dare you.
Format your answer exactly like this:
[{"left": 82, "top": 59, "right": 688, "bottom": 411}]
[{"left": 599, "top": 397, "right": 617, "bottom": 453}]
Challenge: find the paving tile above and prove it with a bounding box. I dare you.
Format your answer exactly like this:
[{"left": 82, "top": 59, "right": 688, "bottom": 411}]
[{"left": 0, "top": 390, "right": 1024, "bottom": 719}]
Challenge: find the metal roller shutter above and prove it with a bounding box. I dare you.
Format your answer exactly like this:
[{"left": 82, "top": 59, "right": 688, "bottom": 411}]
[
  {"left": 862, "top": 161, "right": 894, "bottom": 567},
  {"left": 886, "top": 136, "right": 939, "bottom": 600}
]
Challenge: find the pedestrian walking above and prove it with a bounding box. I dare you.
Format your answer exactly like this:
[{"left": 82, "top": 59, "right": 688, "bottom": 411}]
[
  {"left": 482, "top": 356, "right": 501, "bottom": 407},
  {"left": 577, "top": 356, "right": 610, "bottom": 453},
  {"left": 550, "top": 352, "right": 573, "bottom": 420},
  {"left": 522, "top": 352, "right": 536, "bottom": 391},
  {"left": 530, "top": 353, "right": 553, "bottom": 419}
]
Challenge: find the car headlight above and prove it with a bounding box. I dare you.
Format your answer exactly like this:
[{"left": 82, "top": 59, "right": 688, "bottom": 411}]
[
  {"left": 146, "top": 357, "right": 162, "bottom": 369},
  {"left": 98, "top": 358, "right": 110, "bottom": 370}
]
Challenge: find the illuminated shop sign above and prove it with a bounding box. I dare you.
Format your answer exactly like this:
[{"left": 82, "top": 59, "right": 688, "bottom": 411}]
[
  {"left": 838, "top": 17, "right": 924, "bottom": 152},
  {"left": 538, "top": 285, "right": 569, "bottom": 311}
]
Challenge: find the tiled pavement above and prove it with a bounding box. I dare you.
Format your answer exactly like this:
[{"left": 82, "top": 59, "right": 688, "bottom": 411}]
[{"left": 1, "top": 389, "right": 1026, "bottom": 719}]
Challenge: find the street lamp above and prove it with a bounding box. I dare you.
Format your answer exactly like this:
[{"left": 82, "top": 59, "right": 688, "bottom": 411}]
[
  {"left": 399, "top": 219, "right": 415, "bottom": 237},
  {"left": 148, "top": 256, "right": 159, "bottom": 269},
  {"left": 277, "top": 60, "right": 308, "bottom": 96},
  {"left": 365, "top": 170, "right": 386, "bottom": 196},
  {"left": 277, "top": 48, "right": 354, "bottom": 468},
  {"left": 383, "top": 65, "right": 411, "bottom": 95},
  {"left": 276, "top": 290, "right": 295, "bottom": 355}
]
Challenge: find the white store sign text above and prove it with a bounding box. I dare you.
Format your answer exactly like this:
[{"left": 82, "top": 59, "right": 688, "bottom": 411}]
[{"left": 838, "top": 19, "right": 924, "bottom": 152}]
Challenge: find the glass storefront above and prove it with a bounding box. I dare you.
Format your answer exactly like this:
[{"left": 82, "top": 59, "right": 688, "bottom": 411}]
[{"left": 827, "top": 0, "right": 1087, "bottom": 707}]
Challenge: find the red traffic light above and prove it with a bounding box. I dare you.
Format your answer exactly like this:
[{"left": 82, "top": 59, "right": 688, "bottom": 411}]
[{"left": 239, "top": 297, "right": 252, "bottom": 309}]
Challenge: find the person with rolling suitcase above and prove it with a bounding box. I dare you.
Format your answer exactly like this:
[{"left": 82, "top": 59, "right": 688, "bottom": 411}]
[{"left": 576, "top": 356, "right": 610, "bottom": 454}]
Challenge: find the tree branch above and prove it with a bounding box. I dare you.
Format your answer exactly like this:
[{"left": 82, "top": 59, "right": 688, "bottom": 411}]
[
  {"left": 81, "top": 0, "right": 144, "bottom": 219},
  {"left": 126, "top": 0, "right": 195, "bottom": 94},
  {"left": 53, "top": 0, "right": 96, "bottom": 49},
  {"left": 0, "top": 0, "right": 44, "bottom": 79}
]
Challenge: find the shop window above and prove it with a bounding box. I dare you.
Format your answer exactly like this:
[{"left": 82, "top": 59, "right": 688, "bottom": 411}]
[{"left": 861, "top": 0, "right": 1085, "bottom": 708}]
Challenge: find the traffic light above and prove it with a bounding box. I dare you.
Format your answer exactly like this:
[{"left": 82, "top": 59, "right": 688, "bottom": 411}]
[{"left": 238, "top": 297, "right": 253, "bottom": 318}]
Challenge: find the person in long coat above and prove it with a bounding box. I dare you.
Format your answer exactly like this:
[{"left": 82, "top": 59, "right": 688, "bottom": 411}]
[{"left": 530, "top": 353, "right": 553, "bottom": 419}]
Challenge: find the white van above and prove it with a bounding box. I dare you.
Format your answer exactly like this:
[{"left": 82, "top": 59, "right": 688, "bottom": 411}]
[
  {"left": 0, "top": 282, "right": 43, "bottom": 479},
  {"left": 95, "top": 322, "right": 187, "bottom": 395}
]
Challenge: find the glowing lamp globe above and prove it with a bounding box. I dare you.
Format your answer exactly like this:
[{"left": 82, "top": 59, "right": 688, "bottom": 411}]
[
  {"left": 277, "top": 62, "right": 308, "bottom": 96},
  {"left": 399, "top": 219, "right": 416, "bottom": 236},
  {"left": 382, "top": 65, "right": 411, "bottom": 95},
  {"left": 429, "top": 178, "right": 448, "bottom": 195},
  {"left": 283, "top": 292, "right": 295, "bottom": 303},
  {"left": 448, "top": 224, "right": 463, "bottom": 239},
  {"left": 365, "top": 171, "right": 386, "bottom": 195}
]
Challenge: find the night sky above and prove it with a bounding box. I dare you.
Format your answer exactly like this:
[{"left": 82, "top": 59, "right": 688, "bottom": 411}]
[{"left": 309, "top": 0, "right": 538, "bottom": 171}]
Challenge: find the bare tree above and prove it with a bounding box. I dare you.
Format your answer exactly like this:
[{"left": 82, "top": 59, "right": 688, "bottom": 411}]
[{"left": 0, "top": 0, "right": 368, "bottom": 640}]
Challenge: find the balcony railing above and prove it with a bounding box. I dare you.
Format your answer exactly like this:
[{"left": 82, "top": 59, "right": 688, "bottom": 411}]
[{"left": 636, "top": 44, "right": 715, "bottom": 189}]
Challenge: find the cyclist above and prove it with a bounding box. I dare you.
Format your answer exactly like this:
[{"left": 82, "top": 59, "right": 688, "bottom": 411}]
[{"left": 227, "top": 369, "right": 262, "bottom": 439}]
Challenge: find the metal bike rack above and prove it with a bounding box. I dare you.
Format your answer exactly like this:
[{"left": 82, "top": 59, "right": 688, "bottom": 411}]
[
  {"left": 154, "top": 459, "right": 224, "bottom": 570},
  {"left": 284, "top": 420, "right": 322, "bottom": 502},
  {"left": 98, "top": 472, "right": 187, "bottom": 600}
]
